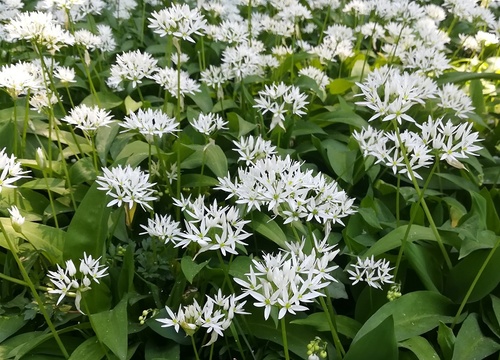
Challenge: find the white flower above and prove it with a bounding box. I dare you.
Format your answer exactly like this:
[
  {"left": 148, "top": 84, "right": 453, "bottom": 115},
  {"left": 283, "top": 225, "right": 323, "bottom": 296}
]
[
  {"left": 0, "top": 148, "right": 30, "bottom": 193},
  {"left": 347, "top": 256, "right": 394, "bottom": 289},
  {"left": 189, "top": 113, "right": 228, "bottom": 136},
  {"left": 8, "top": 205, "right": 25, "bottom": 233},
  {"left": 0, "top": 62, "right": 43, "bottom": 99},
  {"left": 54, "top": 66, "right": 76, "bottom": 84},
  {"left": 107, "top": 50, "right": 158, "bottom": 90},
  {"left": 121, "top": 108, "right": 178, "bottom": 143},
  {"left": 96, "top": 164, "right": 157, "bottom": 211},
  {"left": 62, "top": 104, "right": 114, "bottom": 134},
  {"left": 140, "top": 213, "right": 183, "bottom": 244},
  {"left": 151, "top": 66, "right": 200, "bottom": 100}
]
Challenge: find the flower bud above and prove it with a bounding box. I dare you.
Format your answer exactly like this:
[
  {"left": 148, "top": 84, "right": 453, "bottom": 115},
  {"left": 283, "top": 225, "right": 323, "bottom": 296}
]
[
  {"left": 36, "top": 147, "right": 47, "bottom": 170},
  {"left": 8, "top": 206, "right": 25, "bottom": 233}
]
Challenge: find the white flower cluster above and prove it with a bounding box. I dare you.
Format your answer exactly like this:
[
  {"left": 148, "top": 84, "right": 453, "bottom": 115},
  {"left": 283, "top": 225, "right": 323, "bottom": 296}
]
[
  {"left": 217, "top": 154, "right": 355, "bottom": 229},
  {"left": 235, "top": 236, "right": 339, "bottom": 320},
  {"left": 151, "top": 66, "right": 201, "bottom": 100},
  {"left": 173, "top": 195, "right": 251, "bottom": 257},
  {"left": 232, "top": 135, "right": 277, "bottom": 166},
  {"left": 96, "top": 164, "right": 157, "bottom": 210},
  {"left": 0, "top": 148, "right": 30, "bottom": 193},
  {"left": 253, "top": 81, "right": 309, "bottom": 131},
  {"left": 62, "top": 104, "right": 114, "bottom": 134},
  {"left": 120, "top": 108, "right": 179, "bottom": 143},
  {"left": 107, "top": 50, "right": 158, "bottom": 90},
  {"left": 0, "top": 62, "right": 43, "bottom": 99},
  {"left": 148, "top": 3, "right": 207, "bottom": 43},
  {"left": 347, "top": 256, "right": 393, "bottom": 290},
  {"left": 189, "top": 112, "right": 228, "bottom": 136},
  {"left": 157, "top": 290, "right": 247, "bottom": 346},
  {"left": 47, "top": 253, "right": 108, "bottom": 313},
  {"left": 140, "top": 213, "right": 182, "bottom": 244}
]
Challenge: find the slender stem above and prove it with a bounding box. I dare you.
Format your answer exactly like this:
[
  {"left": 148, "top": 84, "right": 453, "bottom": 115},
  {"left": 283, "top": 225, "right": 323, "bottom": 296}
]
[
  {"left": 451, "top": 237, "right": 500, "bottom": 328},
  {"left": 0, "top": 221, "right": 69, "bottom": 359},
  {"left": 42, "top": 169, "right": 59, "bottom": 229},
  {"left": 319, "top": 295, "right": 344, "bottom": 358},
  {"left": 280, "top": 317, "right": 290, "bottom": 360},
  {"left": 392, "top": 121, "right": 452, "bottom": 269},
  {"left": 191, "top": 335, "right": 201, "bottom": 360}
]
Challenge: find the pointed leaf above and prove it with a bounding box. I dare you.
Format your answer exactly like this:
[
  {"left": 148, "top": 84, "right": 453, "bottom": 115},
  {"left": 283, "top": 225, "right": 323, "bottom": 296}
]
[
  {"left": 248, "top": 212, "right": 287, "bottom": 248},
  {"left": 68, "top": 337, "right": 105, "bottom": 360},
  {"left": 452, "top": 314, "right": 500, "bottom": 360},
  {"left": 399, "top": 336, "right": 440, "bottom": 360},
  {"left": 181, "top": 256, "right": 210, "bottom": 284}
]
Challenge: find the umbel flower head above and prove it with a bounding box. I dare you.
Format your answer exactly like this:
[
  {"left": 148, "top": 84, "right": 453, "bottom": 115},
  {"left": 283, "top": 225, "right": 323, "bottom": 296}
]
[
  {"left": 47, "top": 252, "right": 108, "bottom": 314},
  {"left": 120, "top": 108, "right": 179, "bottom": 143},
  {"left": 62, "top": 104, "right": 114, "bottom": 135},
  {"left": 0, "top": 148, "right": 30, "bottom": 193},
  {"left": 95, "top": 164, "right": 157, "bottom": 211},
  {"left": 107, "top": 50, "right": 158, "bottom": 90}
]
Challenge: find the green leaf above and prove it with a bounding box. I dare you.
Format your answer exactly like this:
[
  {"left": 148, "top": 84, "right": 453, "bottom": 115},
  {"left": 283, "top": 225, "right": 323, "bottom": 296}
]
[
  {"left": 399, "top": 336, "right": 440, "bottom": 360},
  {"left": 181, "top": 174, "right": 219, "bottom": 188},
  {"left": 352, "top": 291, "right": 456, "bottom": 343},
  {"left": 328, "top": 78, "right": 355, "bottom": 95},
  {"left": 228, "top": 255, "right": 253, "bottom": 280},
  {"left": 68, "top": 337, "right": 105, "bottom": 360},
  {"left": 0, "top": 218, "right": 64, "bottom": 263},
  {"left": 0, "top": 315, "right": 27, "bottom": 343},
  {"left": 145, "top": 340, "right": 179, "bottom": 360},
  {"left": 323, "top": 139, "right": 356, "bottom": 184},
  {"left": 291, "top": 313, "right": 362, "bottom": 339},
  {"left": 96, "top": 122, "right": 120, "bottom": 165},
  {"left": 117, "top": 243, "right": 135, "bottom": 298},
  {"left": 363, "top": 225, "right": 454, "bottom": 258},
  {"left": 124, "top": 95, "right": 142, "bottom": 115},
  {"left": 80, "top": 92, "right": 123, "bottom": 109},
  {"left": 181, "top": 256, "right": 210, "bottom": 284},
  {"left": 64, "top": 182, "right": 111, "bottom": 260},
  {"left": 438, "top": 322, "right": 455, "bottom": 360},
  {"left": 114, "top": 140, "right": 156, "bottom": 166},
  {"left": 310, "top": 108, "right": 368, "bottom": 129},
  {"left": 204, "top": 143, "right": 228, "bottom": 178},
  {"left": 186, "top": 84, "right": 213, "bottom": 113},
  {"left": 436, "top": 71, "right": 500, "bottom": 85},
  {"left": 248, "top": 212, "right": 287, "bottom": 248},
  {"left": 344, "top": 316, "right": 398, "bottom": 360},
  {"left": 21, "top": 179, "right": 69, "bottom": 195},
  {"left": 445, "top": 245, "right": 500, "bottom": 303},
  {"left": 69, "top": 157, "right": 97, "bottom": 184},
  {"left": 90, "top": 296, "right": 128, "bottom": 360},
  {"left": 405, "top": 242, "right": 442, "bottom": 292},
  {"left": 452, "top": 314, "right": 500, "bottom": 360}
]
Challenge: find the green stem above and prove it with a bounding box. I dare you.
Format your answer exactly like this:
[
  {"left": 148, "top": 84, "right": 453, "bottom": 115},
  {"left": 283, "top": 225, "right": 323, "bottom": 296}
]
[
  {"left": 392, "top": 121, "right": 452, "bottom": 269},
  {"left": 42, "top": 169, "right": 60, "bottom": 229},
  {"left": 0, "top": 221, "right": 69, "bottom": 359},
  {"left": 191, "top": 335, "right": 201, "bottom": 360},
  {"left": 280, "top": 317, "right": 290, "bottom": 360},
  {"left": 451, "top": 237, "right": 500, "bottom": 328},
  {"left": 319, "top": 295, "right": 345, "bottom": 358}
]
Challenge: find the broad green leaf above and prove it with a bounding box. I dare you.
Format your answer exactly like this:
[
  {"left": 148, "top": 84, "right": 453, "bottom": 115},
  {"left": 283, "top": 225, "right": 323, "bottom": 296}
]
[
  {"left": 117, "top": 243, "right": 135, "bottom": 298},
  {"left": 291, "top": 313, "right": 362, "bottom": 339},
  {"left": 291, "top": 120, "right": 327, "bottom": 137},
  {"left": 228, "top": 255, "right": 253, "bottom": 280},
  {"left": 399, "top": 336, "right": 440, "bottom": 360},
  {"left": 324, "top": 139, "right": 356, "bottom": 184},
  {"left": 20, "top": 179, "right": 69, "bottom": 196},
  {"left": 344, "top": 316, "right": 398, "bottom": 360},
  {"left": 148, "top": 309, "right": 190, "bottom": 345},
  {"left": 226, "top": 112, "right": 257, "bottom": 138},
  {"left": 295, "top": 75, "right": 326, "bottom": 101},
  {"left": 452, "top": 314, "right": 500, "bottom": 360},
  {"left": 80, "top": 92, "right": 123, "bottom": 109},
  {"left": 114, "top": 140, "right": 156, "bottom": 166},
  {"left": 405, "top": 242, "right": 442, "bottom": 292},
  {"left": 491, "top": 295, "right": 500, "bottom": 329},
  {"left": 64, "top": 182, "right": 111, "bottom": 260},
  {"left": 445, "top": 245, "right": 500, "bottom": 303},
  {"left": 352, "top": 291, "right": 456, "bottom": 343},
  {"left": 0, "top": 218, "right": 64, "bottom": 264},
  {"left": 211, "top": 99, "right": 238, "bottom": 113},
  {"left": 69, "top": 157, "right": 97, "bottom": 184},
  {"left": 10, "top": 332, "right": 53, "bottom": 359},
  {"left": 145, "top": 340, "right": 179, "bottom": 360},
  {"left": 469, "top": 79, "right": 485, "bottom": 115},
  {"left": 248, "top": 212, "right": 287, "bottom": 248},
  {"left": 204, "top": 143, "right": 228, "bottom": 178},
  {"left": 186, "top": 84, "right": 213, "bottom": 113},
  {"left": 181, "top": 174, "right": 219, "bottom": 188},
  {"left": 328, "top": 78, "right": 355, "bottom": 95},
  {"left": 96, "top": 122, "right": 120, "bottom": 165},
  {"left": 310, "top": 108, "right": 368, "bottom": 129},
  {"left": 438, "top": 322, "right": 455, "bottom": 360},
  {"left": 0, "top": 315, "right": 27, "bottom": 343},
  {"left": 68, "top": 337, "right": 105, "bottom": 360},
  {"left": 436, "top": 71, "right": 500, "bottom": 85},
  {"left": 90, "top": 296, "right": 128, "bottom": 360},
  {"left": 124, "top": 95, "right": 142, "bottom": 115},
  {"left": 363, "top": 224, "right": 456, "bottom": 258},
  {"left": 181, "top": 256, "right": 210, "bottom": 284}
]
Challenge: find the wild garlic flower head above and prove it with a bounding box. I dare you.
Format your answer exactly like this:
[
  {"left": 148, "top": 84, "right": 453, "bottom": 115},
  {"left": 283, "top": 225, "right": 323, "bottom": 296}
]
[
  {"left": 253, "top": 82, "right": 309, "bottom": 131},
  {"left": 401, "top": 45, "right": 451, "bottom": 76},
  {"left": 0, "top": 62, "right": 44, "bottom": 99},
  {"left": 0, "top": 148, "right": 30, "bottom": 193},
  {"left": 347, "top": 256, "right": 393, "bottom": 290},
  {"left": 157, "top": 290, "right": 247, "bottom": 346},
  {"left": 29, "top": 89, "right": 58, "bottom": 113},
  {"left": 232, "top": 135, "right": 277, "bottom": 165},
  {"left": 148, "top": 3, "right": 207, "bottom": 43},
  {"left": 189, "top": 113, "right": 228, "bottom": 136},
  {"left": 121, "top": 108, "right": 179, "bottom": 143},
  {"left": 47, "top": 252, "right": 108, "bottom": 313},
  {"left": 170, "top": 195, "right": 251, "bottom": 258},
  {"left": 221, "top": 41, "right": 269, "bottom": 81},
  {"left": 62, "top": 104, "right": 114, "bottom": 134},
  {"left": 206, "top": 20, "right": 249, "bottom": 44},
  {"left": 355, "top": 66, "right": 438, "bottom": 124},
  {"left": 0, "top": 0, "right": 23, "bottom": 21},
  {"left": 96, "top": 24, "right": 116, "bottom": 52},
  {"left": 54, "top": 66, "right": 76, "bottom": 84},
  {"left": 74, "top": 29, "right": 101, "bottom": 50},
  {"left": 8, "top": 205, "right": 25, "bottom": 233},
  {"left": 107, "top": 50, "right": 158, "bottom": 90},
  {"left": 140, "top": 213, "right": 183, "bottom": 244},
  {"left": 5, "top": 11, "right": 74, "bottom": 52},
  {"left": 235, "top": 237, "right": 339, "bottom": 320},
  {"left": 200, "top": 65, "right": 231, "bottom": 99},
  {"left": 151, "top": 66, "right": 201, "bottom": 100},
  {"left": 436, "top": 84, "right": 475, "bottom": 119},
  {"left": 96, "top": 164, "right": 157, "bottom": 211},
  {"left": 298, "top": 66, "right": 330, "bottom": 89},
  {"left": 216, "top": 154, "right": 355, "bottom": 228}
]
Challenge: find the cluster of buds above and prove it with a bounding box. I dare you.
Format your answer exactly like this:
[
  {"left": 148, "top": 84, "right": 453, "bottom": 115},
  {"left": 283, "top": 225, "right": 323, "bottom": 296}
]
[
  {"left": 138, "top": 308, "right": 157, "bottom": 325},
  {"left": 387, "top": 283, "right": 402, "bottom": 302},
  {"left": 307, "top": 337, "right": 328, "bottom": 360}
]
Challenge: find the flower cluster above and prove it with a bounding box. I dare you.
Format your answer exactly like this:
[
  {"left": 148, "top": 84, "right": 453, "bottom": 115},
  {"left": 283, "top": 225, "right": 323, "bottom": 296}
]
[
  {"left": 62, "top": 104, "right": 115, "bottom": 135},
  {"left": 120, "top": 108, "right": 179, "bottom": 143},
  {"left": 347, "top": 256, "right": 394, "bottom": 290},
  {"left": 232, "top": 135, "right": 277, "bottom": 165},
  {"left": 95, "top": 164, "right": 157, "bottom": 211},
  {"left": 235, "top": 236, "right": 339, "bottom": 320},
  {"left": 217, "top": 154, "right": 355, "bottom": 230},
  {"left": 0, "top": 61, "right": 43, "bottom": 99},
  {"left": 107, "top": 50, "right": 158, "bottom": 90},
  {"left": 253, "top": 81, "right": 309, "bottom": 130},
  {"left": 47, "top": 253, "right": 108, "bottom": 313},
  {"left": 157, "top": 290, "right": 247, "bottom": 346},
  {"left": 189, "top": 112, "right": 228, "bottom": 136},
  {"left": 0, "top": 148, "right": 30, "bottom": 193}
]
